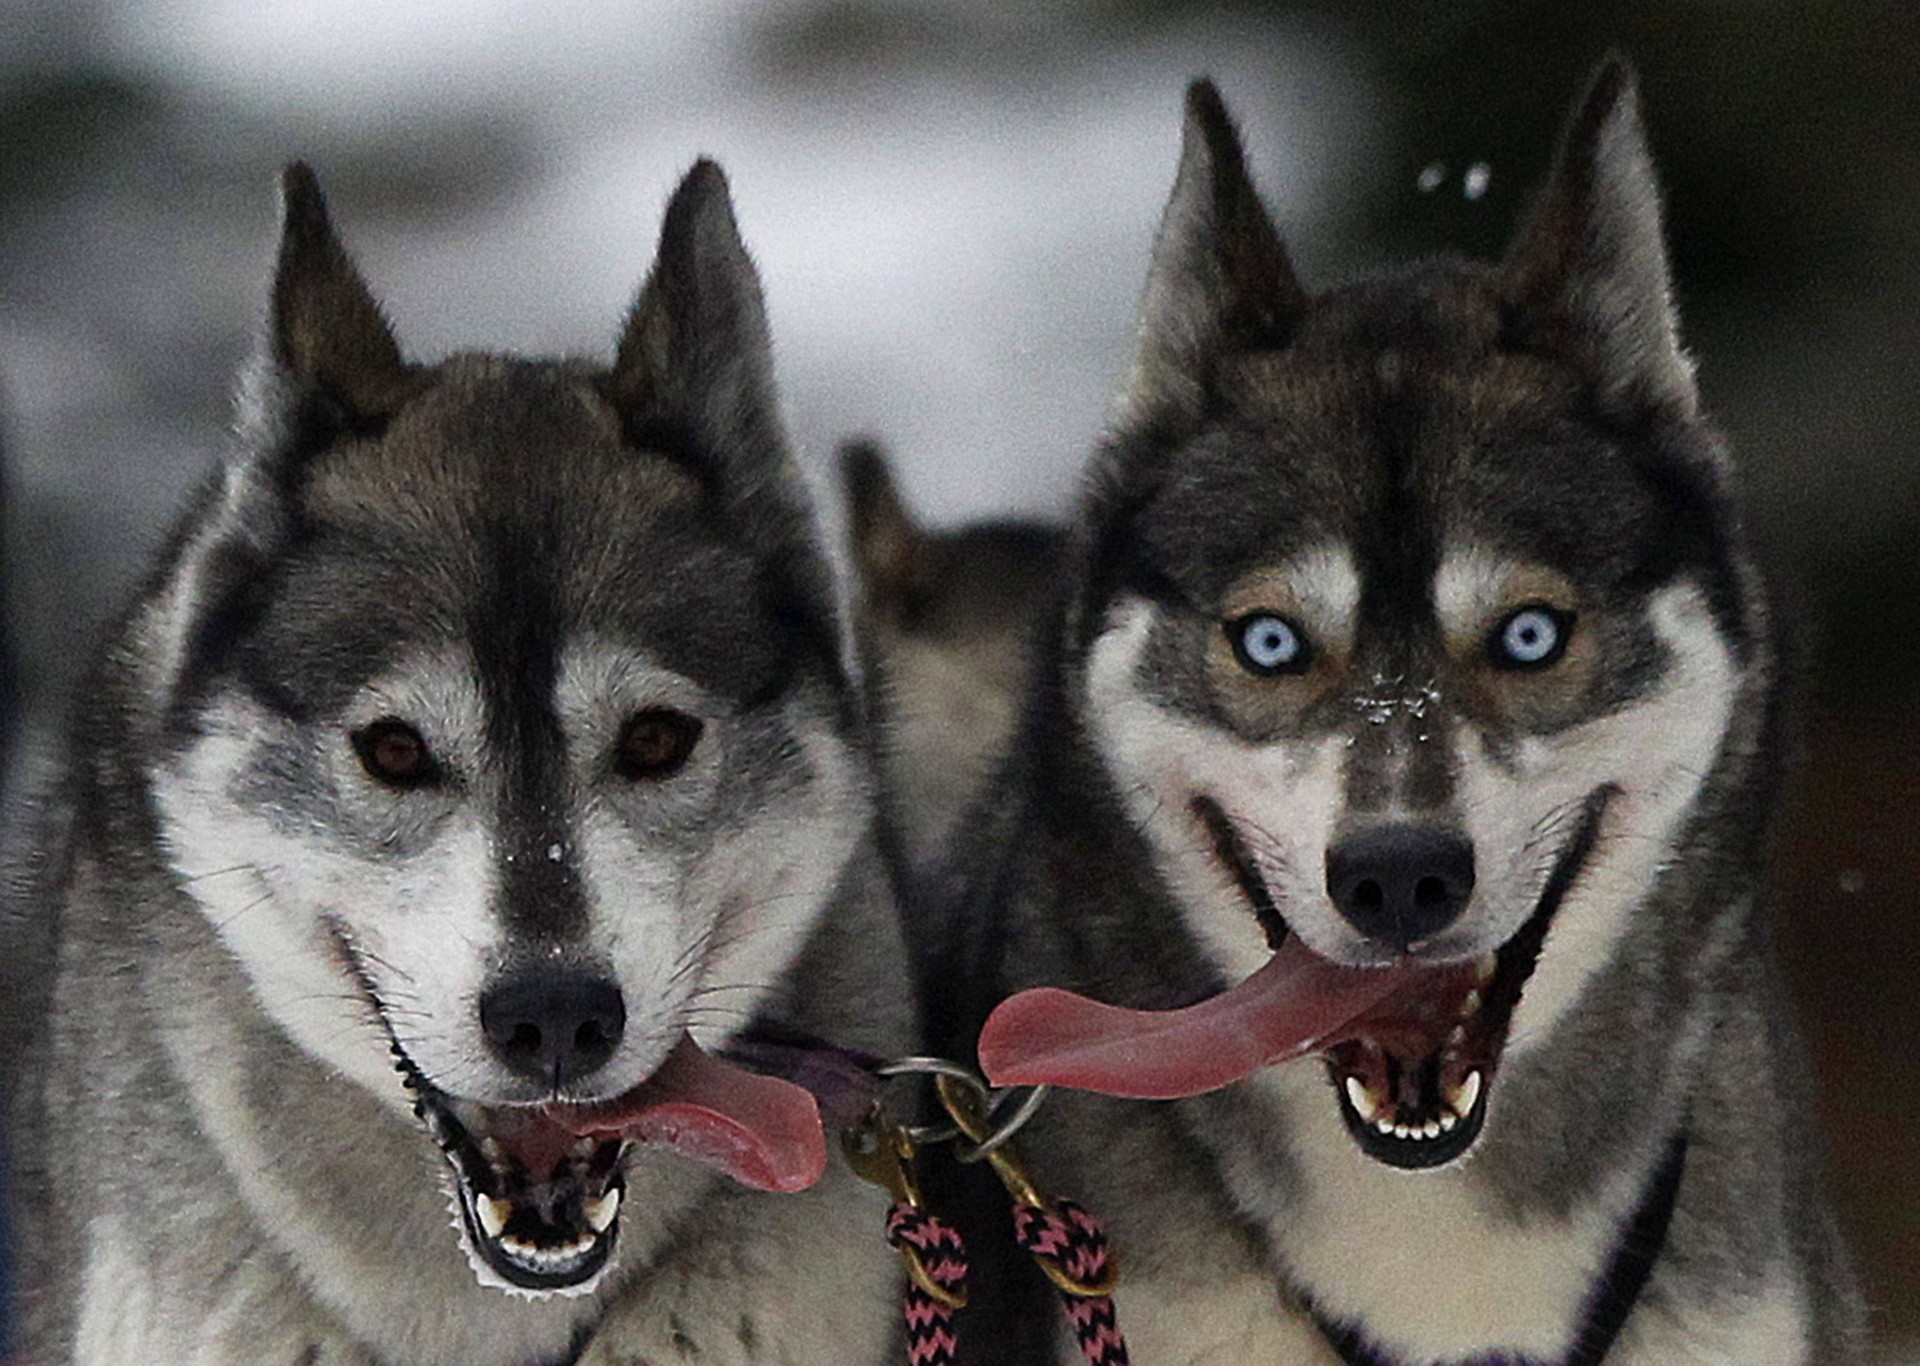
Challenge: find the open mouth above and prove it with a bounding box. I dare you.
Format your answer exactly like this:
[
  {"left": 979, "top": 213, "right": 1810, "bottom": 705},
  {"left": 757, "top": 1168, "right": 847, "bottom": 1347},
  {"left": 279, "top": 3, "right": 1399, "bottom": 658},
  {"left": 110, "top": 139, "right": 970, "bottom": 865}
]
[
  {"left": 395, "top": 1051, "right": 626, "bottom": 1294},
  {"left": 1191, "top": 795, "right": 1493, "bottom": 1168},
  {"left": 978, "top": 789, "right": 1610, "bottom": 1172},
  {"left": 1320, "top": 789, "right": 1608, "bottom": 1168},
  {"left": 327, "top": 927, "right": 831, "bottom": 1296}
]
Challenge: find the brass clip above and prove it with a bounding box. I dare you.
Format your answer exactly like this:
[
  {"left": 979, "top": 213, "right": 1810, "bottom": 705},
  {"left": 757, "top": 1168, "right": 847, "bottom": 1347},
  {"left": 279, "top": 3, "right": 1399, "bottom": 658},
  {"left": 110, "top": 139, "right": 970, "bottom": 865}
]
[
  {"left": 933, "top": 1075, "right": 1119, "bottom": 1299},
  {"left": 842, "top": 1105, "right": 968, "bottom": 1310}
]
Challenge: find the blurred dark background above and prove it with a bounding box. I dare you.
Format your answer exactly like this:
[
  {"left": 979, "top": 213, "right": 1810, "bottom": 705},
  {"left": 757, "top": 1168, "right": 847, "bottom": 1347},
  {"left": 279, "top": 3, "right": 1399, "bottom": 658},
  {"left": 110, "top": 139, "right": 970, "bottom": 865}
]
[{"left": 1, "top": 0, "right": 1913, "bottom": 1355}]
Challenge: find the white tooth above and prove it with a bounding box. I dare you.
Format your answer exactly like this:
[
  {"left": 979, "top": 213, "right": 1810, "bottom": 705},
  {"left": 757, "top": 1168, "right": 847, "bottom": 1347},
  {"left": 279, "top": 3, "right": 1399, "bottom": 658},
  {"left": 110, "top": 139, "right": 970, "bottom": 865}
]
[
  {"left": 1476, "top": 953, "right": 1498, "bottom": 983},
  {"left": 480, "top": 1137, "right": 505, "bottom": 1164},
  {"left": 1392, "top": 1124, "right": 1411, "bottom": 1140},
  {"left": 1446, "top": 1069, "right": 1483, "bottom": 1117},
  {"left": 1345, "top": 1076, "right": 1379, "bottom": 1122},
  {"left": 1440, "top": 1112, "right": 1458, "bottom": 1132},
  {"left": 572, "top": 1137, "right": 596, "bottom": 1160},
  {"left": 1460, "top": 989, "right": 1482, "bottom": 1018},
  {"left": 1376, "top": 1117, "right": 1396, "bottom": 1135},
  {"left": 475, "top": 1193, "right": 510, "bottom": 1239},
  {"left": 1447, "top": 1024, "right": 1468, "bottom": 1050},
  {"left": 584, "top": 1187, "right": 621, "bottom": 1234},
  {"left": 1423, "top": 1120, "right": 1441, "bottom": 1139}
]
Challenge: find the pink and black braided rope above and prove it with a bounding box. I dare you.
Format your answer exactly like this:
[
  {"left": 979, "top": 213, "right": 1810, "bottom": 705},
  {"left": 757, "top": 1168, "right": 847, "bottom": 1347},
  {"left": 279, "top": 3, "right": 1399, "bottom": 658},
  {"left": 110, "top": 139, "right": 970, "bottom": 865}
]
[
  {"left": 1012, "top": 1199, "right": 1130, "bottom": 1366},
  {"left": 885, "top": 1202, "right": 969, "bottom": 1366}
]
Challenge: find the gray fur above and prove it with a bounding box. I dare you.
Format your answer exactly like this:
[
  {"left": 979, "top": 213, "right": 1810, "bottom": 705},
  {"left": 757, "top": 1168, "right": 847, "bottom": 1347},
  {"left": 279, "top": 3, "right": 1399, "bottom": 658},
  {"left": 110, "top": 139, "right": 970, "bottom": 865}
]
[
  {"left": 939, "top": 62, "right": 1864, "bottom": 1364},
  {"left": 10, "top": 162, "right": 908, "bottom": 1364}
]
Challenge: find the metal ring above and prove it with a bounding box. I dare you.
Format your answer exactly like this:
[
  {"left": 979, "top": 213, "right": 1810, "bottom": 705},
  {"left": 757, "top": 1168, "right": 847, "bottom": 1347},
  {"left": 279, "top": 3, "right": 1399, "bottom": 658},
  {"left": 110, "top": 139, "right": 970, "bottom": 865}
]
[
  {"left": 954, "top": 1084, "right": 1050, "bottom": 1163},
  {"left": 875, "top": 1057, "right": 989, "bottom": 1146},
  {"left": 874, "top": 1056, "right": 993, "bottom": 1102}
]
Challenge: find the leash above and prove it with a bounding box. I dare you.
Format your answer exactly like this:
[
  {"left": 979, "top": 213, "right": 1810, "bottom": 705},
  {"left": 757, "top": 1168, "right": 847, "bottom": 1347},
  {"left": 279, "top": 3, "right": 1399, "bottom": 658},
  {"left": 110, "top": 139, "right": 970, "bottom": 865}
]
[
  {"left": 1311, "top": 1127, "right": 1690, "bottom": 1366},
  {"left": 840, "top": 1057, "right": 1129, "bottom": 1366},
  {"left": 721, "top": 1028, "right": 1125, "bottom": 1363}
]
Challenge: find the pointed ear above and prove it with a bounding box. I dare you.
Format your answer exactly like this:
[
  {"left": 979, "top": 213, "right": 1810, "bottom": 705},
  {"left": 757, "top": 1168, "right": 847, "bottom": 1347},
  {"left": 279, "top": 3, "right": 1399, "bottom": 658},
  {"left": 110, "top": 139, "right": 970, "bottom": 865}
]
[
  {"left": 1503, "top": 57, "right": 1696, "bottom": 417},
  {"left": 1122, "top": 79, "right": 1306, "bottom": 424},
  {"left": 607, "top": 160, "right": 784, "bottom": 475},
  {"left": 839, "top": 438, "right": 927, "bottom": 606},
  {"left": 266, "top": 163, "right": 415, "bottom": 428}
]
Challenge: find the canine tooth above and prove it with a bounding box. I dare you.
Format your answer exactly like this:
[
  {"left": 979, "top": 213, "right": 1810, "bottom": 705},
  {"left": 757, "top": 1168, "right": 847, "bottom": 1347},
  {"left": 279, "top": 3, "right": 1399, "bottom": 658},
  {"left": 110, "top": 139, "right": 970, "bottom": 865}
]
[
  {"left": 475, "top": 1193, "right": 510, "bottom": 1240},
  {"left": 1460, "top": 989, "right": 1482, "bottom": 1018},
  {"left": 1344, "top": 1076, "right": 1380, "bottom": 1122},
  {"left": 584, "top": 1188, "right": 621, "bottom": 1234},
  {"left": 1446, "top": 1069, "right": 1483, "bottom": 1117}
]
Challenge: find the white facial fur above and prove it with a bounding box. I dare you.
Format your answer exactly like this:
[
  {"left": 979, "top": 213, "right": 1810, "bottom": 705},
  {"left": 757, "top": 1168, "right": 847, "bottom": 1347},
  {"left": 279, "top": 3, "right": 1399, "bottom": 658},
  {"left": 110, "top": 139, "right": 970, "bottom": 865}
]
[
  {"left": 1085, "top": 597, "right": 1354, "bottom": 985},
  {"left": 153, "top": 641, "right": 866, "bottom": 1110},
  {"left": 1440, "top": 578, "right": 1738, "bottom": 1056},
  {"left": 1084, "top": 545, "right": 1367, "bottom": 980},
  {"left": 1083, "top": 554, "right": 1739, "bottom": 1038},
  {"left": 553, "top": 641, "right": 868, "bottom": 1062}
]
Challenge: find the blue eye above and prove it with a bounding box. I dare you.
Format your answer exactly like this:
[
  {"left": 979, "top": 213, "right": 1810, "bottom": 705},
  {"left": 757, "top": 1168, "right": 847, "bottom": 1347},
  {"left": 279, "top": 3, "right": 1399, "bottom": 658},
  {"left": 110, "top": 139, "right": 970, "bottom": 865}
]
[
  {"left": 1493, "top": 605, "right": 1571, "bottom": 669},
  {"left": 1230, "top": 613, "right": 1310, "bottom": 676}
]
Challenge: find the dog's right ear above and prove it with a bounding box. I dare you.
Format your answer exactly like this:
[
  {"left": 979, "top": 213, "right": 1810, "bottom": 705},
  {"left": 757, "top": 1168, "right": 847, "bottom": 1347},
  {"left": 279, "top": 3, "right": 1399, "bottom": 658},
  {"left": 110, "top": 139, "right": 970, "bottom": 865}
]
[
  {"left": 840, "top": 439, "right": 927, "bottom": 613},
  {"left": 1120, "top": 80, "right": 1306, "bottom": 426},
  {"left": 241, "top": 164, "right": 418, "bottom": 456},
  {"left": 141, "top": 166, "right": 418, "bottom": 728}
]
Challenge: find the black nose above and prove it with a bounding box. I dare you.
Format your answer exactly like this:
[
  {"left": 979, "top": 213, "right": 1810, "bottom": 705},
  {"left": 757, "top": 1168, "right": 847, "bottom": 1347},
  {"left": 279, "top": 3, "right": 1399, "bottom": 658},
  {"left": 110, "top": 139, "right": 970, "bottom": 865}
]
[
  {"left": 1326, "top": 825, "right": 1476, "bottom": 949},
  {"left": 479, "top": 972, "right": 626, "bottom": 1088}
]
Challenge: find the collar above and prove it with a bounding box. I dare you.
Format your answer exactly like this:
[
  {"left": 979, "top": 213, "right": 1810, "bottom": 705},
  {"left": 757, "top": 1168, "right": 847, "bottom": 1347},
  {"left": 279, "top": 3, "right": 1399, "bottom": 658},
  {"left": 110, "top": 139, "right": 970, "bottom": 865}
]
[{"left": 1313, "top": 1127, "right": 1689, "bottom": 1366}]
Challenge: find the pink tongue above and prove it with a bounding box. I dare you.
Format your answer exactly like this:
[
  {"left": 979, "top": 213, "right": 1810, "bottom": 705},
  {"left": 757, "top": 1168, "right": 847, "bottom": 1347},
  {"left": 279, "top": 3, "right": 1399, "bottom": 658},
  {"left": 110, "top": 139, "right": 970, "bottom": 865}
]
[
  {"left": 978, "top": 939, "right": 1422, "bottom": 1099},
  {"left": 560, "top": 1035, "right": 826, "bottom": 1193}
]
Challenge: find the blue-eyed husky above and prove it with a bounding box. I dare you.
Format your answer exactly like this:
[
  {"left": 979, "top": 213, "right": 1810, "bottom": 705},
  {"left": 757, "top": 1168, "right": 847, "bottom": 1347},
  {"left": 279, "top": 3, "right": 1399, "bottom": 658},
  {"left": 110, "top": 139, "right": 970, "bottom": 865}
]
[{"left": 954, "top": 61, "right": 1865, "bottom": 1363}]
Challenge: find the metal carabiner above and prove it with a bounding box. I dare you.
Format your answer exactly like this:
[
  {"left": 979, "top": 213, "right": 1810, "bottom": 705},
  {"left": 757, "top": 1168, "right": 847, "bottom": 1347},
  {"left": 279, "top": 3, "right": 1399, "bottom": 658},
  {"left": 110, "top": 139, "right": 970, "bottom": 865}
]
[
  {"left": 842, "top": 1104, "right": 969, "bottom": 1310},
  {"left": 932, "top": 1075, "right": 1119, "bottom": 1299}
]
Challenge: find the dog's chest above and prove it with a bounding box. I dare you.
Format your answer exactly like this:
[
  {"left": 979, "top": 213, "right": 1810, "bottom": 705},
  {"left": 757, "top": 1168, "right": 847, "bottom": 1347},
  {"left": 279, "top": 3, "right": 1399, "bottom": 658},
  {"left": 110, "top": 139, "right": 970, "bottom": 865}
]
[
  {"left": 1221, "top": 1068, "right": 1619, "bottom": 1364},
  {"left": 1107, "top": 1272, "right": 1338, "bottom": 1365}
]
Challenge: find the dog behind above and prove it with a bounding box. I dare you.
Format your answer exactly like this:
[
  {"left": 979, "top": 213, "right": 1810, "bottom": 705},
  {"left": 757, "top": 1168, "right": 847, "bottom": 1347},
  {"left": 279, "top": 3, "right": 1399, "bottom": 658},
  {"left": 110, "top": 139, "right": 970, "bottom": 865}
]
[{"left": 841, "top": 438, "right": 1062, "bottom": 885}]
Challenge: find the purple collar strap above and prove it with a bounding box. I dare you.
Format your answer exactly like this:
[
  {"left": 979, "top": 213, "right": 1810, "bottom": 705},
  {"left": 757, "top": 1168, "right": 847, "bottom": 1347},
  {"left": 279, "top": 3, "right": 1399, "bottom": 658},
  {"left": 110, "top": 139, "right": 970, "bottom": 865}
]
[{"left": 1313, "top": 1129, "right": 1689, "bottom": 1366}]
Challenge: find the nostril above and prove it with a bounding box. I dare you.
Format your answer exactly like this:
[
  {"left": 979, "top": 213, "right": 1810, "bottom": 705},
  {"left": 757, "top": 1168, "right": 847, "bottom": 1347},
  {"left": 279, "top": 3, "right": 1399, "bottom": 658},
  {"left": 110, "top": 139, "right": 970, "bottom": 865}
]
[
  {"left": 1354, "top": 880, "right": 1385, "bottom": 913},
  {"left": 479, "top": 972, "right": 627, "bottom": 1087},
  {"left": 1414, "top": 875, "right": 1451, "bottom": 908}
]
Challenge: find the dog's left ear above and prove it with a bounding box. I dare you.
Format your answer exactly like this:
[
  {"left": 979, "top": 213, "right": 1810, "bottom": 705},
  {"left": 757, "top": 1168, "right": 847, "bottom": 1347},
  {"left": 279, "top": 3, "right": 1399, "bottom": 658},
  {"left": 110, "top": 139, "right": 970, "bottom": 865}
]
[
  {"left": 840, "top": 438, "right": 928, "bottom": 615},
  {"left": 607, "top": 160, "right": 788, "bottom": 486},
  {"left": 1503, "top": 57, "right": 1697, "bottom": 417},
  {"left": 1121, "top": 80, "right": 1307, "bottom": 426}
]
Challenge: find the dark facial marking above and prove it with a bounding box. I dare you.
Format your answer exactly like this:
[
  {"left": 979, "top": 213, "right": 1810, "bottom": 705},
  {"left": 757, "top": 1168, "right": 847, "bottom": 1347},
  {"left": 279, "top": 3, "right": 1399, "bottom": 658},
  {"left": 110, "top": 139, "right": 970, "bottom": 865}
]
[{"left": 470, "top": 489, "right": 590, "bottom": 941}]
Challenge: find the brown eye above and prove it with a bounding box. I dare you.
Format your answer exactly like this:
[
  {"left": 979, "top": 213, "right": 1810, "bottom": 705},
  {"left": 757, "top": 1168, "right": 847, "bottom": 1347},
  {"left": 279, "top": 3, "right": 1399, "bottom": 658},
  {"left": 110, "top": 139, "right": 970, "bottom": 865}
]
[
  {"left": 615, "top": 709, "right": 702, "bottom": 780},
  {"left": 351, "top": 718, "right": 437, "bottom": 788}
]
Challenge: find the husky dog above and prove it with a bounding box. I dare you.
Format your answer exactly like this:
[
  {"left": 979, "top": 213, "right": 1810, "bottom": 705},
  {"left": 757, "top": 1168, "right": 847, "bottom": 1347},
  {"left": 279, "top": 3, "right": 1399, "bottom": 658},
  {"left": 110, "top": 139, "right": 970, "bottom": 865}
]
[
  {"left": 10, "top": 161, "right": 909, "bottom": 1364},
  {"left": 840, "top": 439, "right": 1062, "bottom": 883},
  {"left": 955, "top": 63, "right": 1865, "bottom": 1363}
]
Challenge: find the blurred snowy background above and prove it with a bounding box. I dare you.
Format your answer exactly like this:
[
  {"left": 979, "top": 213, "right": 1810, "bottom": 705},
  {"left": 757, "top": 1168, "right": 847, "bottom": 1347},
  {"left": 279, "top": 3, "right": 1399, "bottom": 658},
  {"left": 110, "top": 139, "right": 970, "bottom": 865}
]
[{"left": 1, "top": 0, "right": 1915, "bottom": 1353}]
